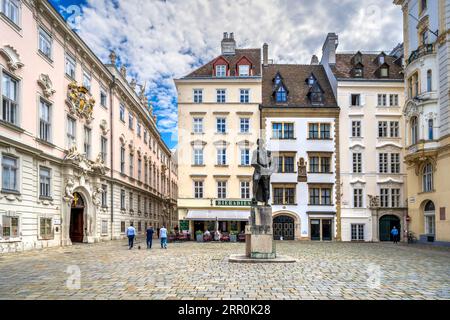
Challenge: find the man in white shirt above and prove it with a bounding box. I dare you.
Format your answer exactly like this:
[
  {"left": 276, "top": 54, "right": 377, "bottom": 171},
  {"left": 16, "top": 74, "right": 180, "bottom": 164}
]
[
  {"left": 127, "top": 223, "right": 137, "bottom": 250},
  {"left": 160, "top": 225, "right": 168, "bottom": 249}
]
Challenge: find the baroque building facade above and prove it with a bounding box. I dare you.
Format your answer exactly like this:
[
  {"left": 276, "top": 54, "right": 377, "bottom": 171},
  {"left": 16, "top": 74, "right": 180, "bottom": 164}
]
[
  {"left": 321, "top": 33, "right": 407, "bottom": 242},
  {"left": 0, "top": 0, "right": 177, "bottom": 252},
  {"left": 394, "top": 0, "right": 450, "bottom": 245},
  {"left": 261, "top": 46, "right": 341, "bottom": 241},
  {"left": 175, "top": 33, "right": 261, "bottom": 235}
]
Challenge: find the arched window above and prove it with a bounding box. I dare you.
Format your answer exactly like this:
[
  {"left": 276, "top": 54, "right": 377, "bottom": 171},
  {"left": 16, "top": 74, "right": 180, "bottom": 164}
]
[
  {"left": 422, "top": 163, "right": 433, "bottom": 192},
  {"left": 411, "top": 116, "right": 418, "bottom": 145},
  {"left": 427, "top": 70, "right": 432, "bottom": 92},
  {"left": 276, "top": 86, "right": 287, "bottom": 103},
  {"left": 424, "top": 200, "right": 435, "bottom": 235},
  {"left": 428, "top": 119, "right": 433, "bottom": 140},
  {"left": 424, "top": 200, "right": 435, "bottom": 212}
]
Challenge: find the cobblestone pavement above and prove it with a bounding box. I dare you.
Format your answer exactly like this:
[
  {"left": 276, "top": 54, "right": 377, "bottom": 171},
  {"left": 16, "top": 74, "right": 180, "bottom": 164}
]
[{"left": 0, "top": 239, "right": 449, "bottom": 300}]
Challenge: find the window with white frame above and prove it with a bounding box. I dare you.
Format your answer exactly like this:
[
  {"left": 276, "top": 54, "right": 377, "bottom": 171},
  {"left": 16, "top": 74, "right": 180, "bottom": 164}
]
[
  {"left": 391, "top": 153, "right": 400, "bottom": 173},
  {"left": 193, "top": 118, "right": 203, "bottom": 134},
  {"left": 100, "top": 89, "right": 107, "bottom": 108},
  {"left": 216, "top": 89, "right": 226, "bottom": 103},
  {"left": 390, "top": 121, "right": 399, "bottom": 138},
  {"left": 217, "top": 181, "right": 227, "bottom": 199},
  {"left": 352, "top": 153, "right": 362, "bottom": 173},
  {"left": 423, "top": 163, "right": 433, "bottom": 192},
  {"left": 380, "top": 188, "right": 389, "bottom": 207},
  {"left": 240, "top": 148, "right": 250, "bottom": 166},
  {"left": 39, "top": 99, "right": 51, "bottom": 142},
  {"left": 2, "top": 72, "right": 19, "bottom": 125},
  {"left": 129, "top": 153, "right": 134, "bottom": 177},
  {"left": 144, "top": 130, "right": 148, "bottom": 144},
  {"left": 39, "top": 28, "right": 52, "bottom": 60},
  {"left": 129, "top": 113, "right": 134, "bottom": 130},
  {"left": 138, "top": 158, "right": 142, "bottom": 181},
  {"left": 239, "top": 65, "right": 250, "bottom": 76},
  {"left": 379, "top": 153, "right": 389, "bottom": 173},
  {"left": 378, "top": 121, "right": 388, "bottom": 138},
  {"left": 1, "top": 215, "right": 19, "bottom": 239},
  {"left": 2, "top": 155, "right": 18, "bottom": 192},
  {"left": 351, "top": 224, "right": 364, "bottom": 241},
  {"left": 391, "top": 188, "right": 400, "bottom": 208},
  {"left": 119, "top": 104, "right": 125, "bottom": 122},
  {"left": 411, "top": 116, "right": 418, "bottom": 145},
  {"left": 39, "top": 217, "right": 52, "bottom": 239},
  {"left": 352, "top": 120, "right": 361, "bottom": 137},
  {"left": 216, "top": 118, "right": 226, "bottom": 133},
  {"left": 193, "top": 147, "right": 204, "bottom": 166},
  {"left": 217, "top": 148, "right": 227, "bottom": 165},
  {"left": 2, "top": 0, "right": 20, "bottom": 25},
  {"left": 65, "top": 54, "right": 76, "bottom": 79},
  {"left": 83, "top": 126, "right": 91, "bottom": 159},
  {"left": 390, "top": 94, "right": 399, "bottom": 106},
  {"left": 100, "top": 136, "right": 108, "bottom": 163},
  {"left": 39, "top": 166, "right": 51, "bottom": 198},
  {"left": 101, "top": 220, "right": 108, "bottom": 234},
  {"left": 194, "top": 180, "right": 204, "bottom": 199},
  {"left": 144, "top": 162, "right": 148, "bottom": 184},
  {"left": 193, "top": 89, "right": 203, "bottom": 103},
  {"left": 240, "top": 181, "right": 250, "bottom": 199},
  {"left": 129, "top": 192, "right": 134, "bottom": 211},
  {"left": 377, "top": 94, "right": 387, "bottom": 106},
  {"left": 351, "top": 94, "right": 361, "bottom": 106},
  {"left": 353, "top": 188, "right": 363, "bottom": 208},
  {"left": 240, "top": 89, "right": 250, "bottom": 103},
  {"left": 240, "top": 118, "right": 250, "bottom": 133},
  {"left": 137, "top": 121, "right": 141, "bottom": 137},
  {"left": 66, "top": 116, "right": 76, "bottom": 148},
  {"left": 82, "top": 70, "right": 91, "bottom": 91},
  {"left": 216, "top": 65, "right": 226, "bottom": 77}
]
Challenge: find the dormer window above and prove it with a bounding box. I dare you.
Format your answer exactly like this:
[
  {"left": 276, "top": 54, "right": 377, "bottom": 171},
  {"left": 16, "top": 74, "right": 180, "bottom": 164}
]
[
  {"left": 354, "top": 67, "right": 363, "bottom": 78},
  {"left": 352, "top": 52, "right": 363, "bottom": 65},
  {"left": 380, "top": 66, "right": 389, "bottom": 77},
  {"left": 307, "top": 75, "right": 315, "bottom": 86},
  {"left": 275, "top": 74, "right": 282, "bottom": 85},
  {"left": 216, "top": 65, "right": 227, "bottom": 77},
  {"left": 306, "top": 74, "right": 324, "bottom": 105},
  {"left": 238, "top": 65, "right": 250, "bottom": 77},
  {"left": 379, "top": 55, "right": 385, "bottom": 64}
]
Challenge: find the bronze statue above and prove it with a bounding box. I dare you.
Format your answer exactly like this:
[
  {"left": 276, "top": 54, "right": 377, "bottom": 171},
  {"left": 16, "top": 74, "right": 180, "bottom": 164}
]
[{"left": 252, "top": 139, "right": 275, "bottom": 206}]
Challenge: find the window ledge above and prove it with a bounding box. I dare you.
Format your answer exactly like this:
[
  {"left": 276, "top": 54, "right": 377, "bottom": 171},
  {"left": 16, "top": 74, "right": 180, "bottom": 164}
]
[
  {"left": 37, "top": 50, "right": 54, "bottom": 66},
  {"left": 0, "top": 238, "right": 22, "bottom": 243},
  {"left": 192, "top": 165, "right": 206, "bottom": 167},
  {"left": 238, "top": 165, "right": 251, "bottom": 168},
  {"left": 0, "top": 13, "right": 21, "bottom": 33},
  {"left": 0, "top": 120, "right": 24, "bottom": 133},
  {"left": 1, "top": 189, "right": 21, "bottom": 196},
  {"left": 308, "top": 172, "right": 333, "bottom": 174},
  {"left": 191, "top": 132, "right": 205, "bottom": 135},
  {"left": 215, "top": 165, "right": 229, "bottom": 168},
  {"left": 271, "top": 138, "right": 297, "bottom": 141},
  {"left": 418, "top": 190, "right": 436, "bottom": 195},
  {"left": 39, "top": 196, "right": 53, "bottom": 201},
  {"left": 308, "top": 204, "right": 334, "bottom": 206},
  {"left": 38, "top": 236, "right": 55, "bottom": 241},
  {"left": 36, "top": 138, "right": 56, "bottom": 148},
  {"left": 306, "top": 138, "right": 332, "bottom": 141}
]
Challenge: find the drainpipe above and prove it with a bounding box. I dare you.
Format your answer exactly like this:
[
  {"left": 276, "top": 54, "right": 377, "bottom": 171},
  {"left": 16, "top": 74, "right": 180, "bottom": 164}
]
[{"left": 109, "top": 75, "right": 116, "bottom": 240}]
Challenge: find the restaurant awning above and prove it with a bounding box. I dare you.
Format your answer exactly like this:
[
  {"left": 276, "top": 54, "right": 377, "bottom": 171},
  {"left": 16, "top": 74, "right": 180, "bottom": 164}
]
[{"left": 186, "top": 210, "right": 250, "bottom": 221}]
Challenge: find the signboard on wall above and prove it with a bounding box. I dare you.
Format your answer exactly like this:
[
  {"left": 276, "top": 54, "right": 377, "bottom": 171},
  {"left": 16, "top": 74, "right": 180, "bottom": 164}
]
[{"left": 215, "top": 200, "right": 252, "bottom": 207}]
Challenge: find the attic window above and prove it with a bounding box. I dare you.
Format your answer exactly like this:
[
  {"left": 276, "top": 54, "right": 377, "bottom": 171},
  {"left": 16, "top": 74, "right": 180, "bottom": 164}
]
[
  {"left": 353, "top": 54, "right": 362, "bottom": 65},
  {"left": 309, "top": 86, "right": 324, "bottom": 105},
  {"left": 276, "top": 86, "right": 287, "bottom": 103},
  {"left": 238, "top": 65, "right": 250, "bottom": 76},
  {"left": 307, "top": 75, "right": 315, "bottom": 86},
  {"left": 275, "top": 74, "right": 282, "bottom": 85},
  {"left": 380, "top": 67, "right": 389, "bottom": 77},
  {"left": 354, "top": 67, "right": 363, "bottom": 77},
  {"left": 379, "top": 55, "right": 385, "bottom": 64},
  {"left": 216, "top": 65, "right": 227, "bottom": 77}
]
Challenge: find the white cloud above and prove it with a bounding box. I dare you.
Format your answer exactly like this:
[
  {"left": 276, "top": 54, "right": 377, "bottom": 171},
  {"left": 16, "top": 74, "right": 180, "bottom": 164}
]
[{"left": 69, "top": 0, "right": 402, "bottom": 145}]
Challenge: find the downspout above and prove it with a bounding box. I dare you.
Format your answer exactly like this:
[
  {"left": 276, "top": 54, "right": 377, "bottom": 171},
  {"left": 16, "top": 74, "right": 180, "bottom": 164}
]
[{"left": 109, "top": 75, "right": 116, "bottom": 240}]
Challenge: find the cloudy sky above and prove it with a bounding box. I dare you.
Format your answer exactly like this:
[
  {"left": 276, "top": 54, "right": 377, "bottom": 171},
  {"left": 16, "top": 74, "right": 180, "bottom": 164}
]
[{"left": 49, "top": 0, "right": 403, "bottom": 149}]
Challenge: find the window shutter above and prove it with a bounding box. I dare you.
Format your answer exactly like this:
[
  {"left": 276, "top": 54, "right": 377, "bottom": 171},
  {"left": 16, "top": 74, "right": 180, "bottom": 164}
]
[{"left": 360, "top": 94, "right": 366, "bottom": 106}]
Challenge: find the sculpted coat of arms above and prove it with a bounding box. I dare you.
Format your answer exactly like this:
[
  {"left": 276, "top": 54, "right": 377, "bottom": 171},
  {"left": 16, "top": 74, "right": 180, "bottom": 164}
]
[{"left": 67, "top": 82, "right": 95, "bottom": 123}]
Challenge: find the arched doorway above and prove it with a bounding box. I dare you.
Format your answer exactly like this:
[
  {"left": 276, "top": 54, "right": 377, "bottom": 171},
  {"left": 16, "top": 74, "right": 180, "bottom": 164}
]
[
  {"left": 273, "top": 215, "right": 294, "bottom": 240},
  {"left": 423, "top": 200, "right": 435, "bottom": 238},
  {"left": 70, "top": 192, "right": 85, "bottom": 243},
  {"left": 379, "top": 215, "right": 400, "bottom": 241}
]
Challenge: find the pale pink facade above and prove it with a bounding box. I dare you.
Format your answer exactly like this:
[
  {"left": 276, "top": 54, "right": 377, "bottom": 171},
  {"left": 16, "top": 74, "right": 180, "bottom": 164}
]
[{"left": 0, "top": 0, "right": 177, "bottom": 252}]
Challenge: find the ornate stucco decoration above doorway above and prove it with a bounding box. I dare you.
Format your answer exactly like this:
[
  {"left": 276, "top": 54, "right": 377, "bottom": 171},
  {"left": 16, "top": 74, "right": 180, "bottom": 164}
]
[
  {"left": 368, "top": 195, "right": 380, "bottom": 209},
  {"left": 37, "top": 74, "right": 56, "bottom": 98},
  {"left": 66, "top": 82, "right": 95, "bottom": 123},
  {"left": 64, "top": 146, "right": 107, "bottom": 176},
  {"left": 63, "top": 178, "right": 75, "bottom": 205},
  {"left": 100, "top": 119, "right": 110, "bottom": 136}
]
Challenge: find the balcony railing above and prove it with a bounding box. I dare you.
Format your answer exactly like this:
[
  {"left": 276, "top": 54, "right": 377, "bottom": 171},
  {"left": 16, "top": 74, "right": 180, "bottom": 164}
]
[{"left": 407, "top": 44, "right": 434, "bottom": 65}]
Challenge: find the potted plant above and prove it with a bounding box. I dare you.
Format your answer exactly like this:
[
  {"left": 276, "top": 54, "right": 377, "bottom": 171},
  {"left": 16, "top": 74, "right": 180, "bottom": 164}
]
[
  {"left": 195, "top": 230, "right": 203, "bottom": 242},
  {"left": 230, "top": 230, "right": 238, "bottom": 242}
]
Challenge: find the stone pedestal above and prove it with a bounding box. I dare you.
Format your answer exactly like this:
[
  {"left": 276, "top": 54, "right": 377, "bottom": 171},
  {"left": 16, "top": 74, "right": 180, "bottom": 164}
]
[{"left": 246, "top": 205, "right": 276, "bottom": 259}]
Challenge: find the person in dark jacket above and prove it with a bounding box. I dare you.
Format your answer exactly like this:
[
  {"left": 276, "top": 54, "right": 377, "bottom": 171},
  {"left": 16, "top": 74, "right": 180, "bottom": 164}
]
[{"left": 146, "top": 225, "right": 154, "bottom": 249}]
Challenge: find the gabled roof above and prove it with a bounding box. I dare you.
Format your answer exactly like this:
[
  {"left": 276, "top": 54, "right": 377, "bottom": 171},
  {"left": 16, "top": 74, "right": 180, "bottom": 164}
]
[
  {"left": 262, "top": 64, "right": 338, "bottom": 108},
  {"left": 332, "top": 53, "right": 403, "bottom": 80},
  {"left": 184, "top": 48, "right": 261, "bottom": 78}
]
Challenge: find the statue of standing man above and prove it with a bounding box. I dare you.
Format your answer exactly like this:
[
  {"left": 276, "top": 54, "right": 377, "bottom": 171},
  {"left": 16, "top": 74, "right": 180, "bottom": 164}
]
[{"left": 252, "top": 139, "right": 276, "bottom": 206}]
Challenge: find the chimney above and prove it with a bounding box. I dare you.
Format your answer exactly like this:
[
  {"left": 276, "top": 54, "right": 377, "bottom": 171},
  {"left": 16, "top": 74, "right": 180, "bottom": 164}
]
[
  {"left": 263, "top": 43, "right": 269, "bottom": 67},
  {"left": 310, "top": 55, "right": 319, "bottom": 65},
  {"left": 321, "top": 32, "right": 338, "bottom": 65},
  {"left": 221, "top": 32, "right": 236, "bottom": 55}
]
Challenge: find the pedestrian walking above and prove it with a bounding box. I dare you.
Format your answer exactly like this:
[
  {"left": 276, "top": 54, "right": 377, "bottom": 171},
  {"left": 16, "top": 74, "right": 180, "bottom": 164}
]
[
  {"left": 146, "top": 225, "right": 154, "bottom": 249},
  {"left": 391, "top": 226, "right": 399, "bottom": 244},
  {"left": 160, "top": 225, "right": 168, "bottom": 249},
  {"left": 127, "top": 223, "right": 137, "bottom": 250}
]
